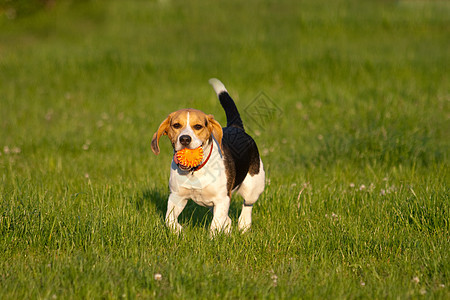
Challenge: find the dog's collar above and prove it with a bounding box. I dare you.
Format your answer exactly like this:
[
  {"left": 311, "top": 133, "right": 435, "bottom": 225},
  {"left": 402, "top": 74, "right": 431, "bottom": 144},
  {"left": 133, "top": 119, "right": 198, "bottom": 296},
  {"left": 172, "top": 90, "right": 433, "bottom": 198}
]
[
  {"left": 191, "top": 142, "right": 213, "bottom": 172},
  {"left": 174, "top": 142, "right": 213, "bottom": 173}
]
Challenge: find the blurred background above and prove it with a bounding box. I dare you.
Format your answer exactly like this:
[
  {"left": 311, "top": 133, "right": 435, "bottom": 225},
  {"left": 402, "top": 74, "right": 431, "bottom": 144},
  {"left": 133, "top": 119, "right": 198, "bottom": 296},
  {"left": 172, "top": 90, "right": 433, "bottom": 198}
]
[{"left": 1, "top": 0, "right": 448, "bottom": 176}]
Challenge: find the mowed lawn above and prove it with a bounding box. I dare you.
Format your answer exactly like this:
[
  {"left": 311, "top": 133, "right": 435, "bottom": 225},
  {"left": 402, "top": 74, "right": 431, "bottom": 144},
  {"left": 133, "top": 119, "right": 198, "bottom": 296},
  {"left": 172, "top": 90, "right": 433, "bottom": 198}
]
[{"left": 0, "top": 0, "right": 449, "bottom": 298}]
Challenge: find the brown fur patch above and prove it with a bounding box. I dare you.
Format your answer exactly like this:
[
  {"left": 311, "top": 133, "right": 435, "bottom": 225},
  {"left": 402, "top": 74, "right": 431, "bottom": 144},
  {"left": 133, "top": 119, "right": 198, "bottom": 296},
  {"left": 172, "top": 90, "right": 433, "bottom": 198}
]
[{"left": 151, "top": 109, "right": 223, "bottom": 154}]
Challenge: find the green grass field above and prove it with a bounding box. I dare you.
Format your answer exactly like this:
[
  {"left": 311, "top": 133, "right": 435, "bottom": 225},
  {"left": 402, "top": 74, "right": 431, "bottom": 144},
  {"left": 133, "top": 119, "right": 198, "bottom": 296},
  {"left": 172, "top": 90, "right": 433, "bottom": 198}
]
[{"left": 1, "top": 0, "right": 449, "bottom": 298}]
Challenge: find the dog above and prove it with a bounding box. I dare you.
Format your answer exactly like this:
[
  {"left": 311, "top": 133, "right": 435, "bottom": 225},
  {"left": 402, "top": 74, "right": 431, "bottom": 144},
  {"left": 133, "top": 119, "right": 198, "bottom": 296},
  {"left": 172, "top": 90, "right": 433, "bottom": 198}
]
[{"left": 151, "top": 79, "right": 265, "bottom": 234}]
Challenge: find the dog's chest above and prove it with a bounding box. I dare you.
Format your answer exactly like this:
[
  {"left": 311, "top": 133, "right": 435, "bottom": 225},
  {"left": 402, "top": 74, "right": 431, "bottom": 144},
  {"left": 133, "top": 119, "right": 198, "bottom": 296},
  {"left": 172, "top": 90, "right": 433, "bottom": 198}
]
[{"left": 169, "top": 148, "right": 228, "bottom": 207}]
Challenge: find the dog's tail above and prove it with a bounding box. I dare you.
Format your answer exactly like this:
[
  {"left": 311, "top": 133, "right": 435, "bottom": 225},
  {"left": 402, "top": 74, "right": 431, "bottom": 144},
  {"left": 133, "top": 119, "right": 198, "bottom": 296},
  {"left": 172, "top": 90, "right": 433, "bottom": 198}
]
[{"left": 209, "top": 78, "right": 244, "bottom": 130}]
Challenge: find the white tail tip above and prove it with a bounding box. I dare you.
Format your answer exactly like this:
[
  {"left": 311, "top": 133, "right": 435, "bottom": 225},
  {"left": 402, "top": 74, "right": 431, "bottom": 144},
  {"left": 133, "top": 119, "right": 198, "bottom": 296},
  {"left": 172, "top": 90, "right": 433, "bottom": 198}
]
[{"left": 209, "top": 78, "right": 227, "bottom": 95}]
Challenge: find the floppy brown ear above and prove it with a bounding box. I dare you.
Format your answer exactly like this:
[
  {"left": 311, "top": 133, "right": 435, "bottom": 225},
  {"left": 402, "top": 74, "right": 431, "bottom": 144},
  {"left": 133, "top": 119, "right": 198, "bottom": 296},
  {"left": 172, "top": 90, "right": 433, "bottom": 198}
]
[
  {"left": 208, "top": 115, "right": 223, "bottom": 150},
  {"left": 151, "top": 115, "right": 171, "bottom": 155}
]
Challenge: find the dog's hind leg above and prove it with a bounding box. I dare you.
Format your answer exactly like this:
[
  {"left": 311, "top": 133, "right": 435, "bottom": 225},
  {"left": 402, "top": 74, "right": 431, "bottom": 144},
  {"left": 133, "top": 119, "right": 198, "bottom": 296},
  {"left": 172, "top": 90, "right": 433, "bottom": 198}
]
[{"left": 237, "top": 160, "right": 265, "bottom": 232}]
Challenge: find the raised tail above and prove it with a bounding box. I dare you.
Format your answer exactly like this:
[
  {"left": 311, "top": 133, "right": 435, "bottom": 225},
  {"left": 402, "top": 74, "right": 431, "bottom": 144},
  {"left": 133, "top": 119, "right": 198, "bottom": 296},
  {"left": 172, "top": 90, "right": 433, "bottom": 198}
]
[{"left": 209, "top": 78, "right": 244, "bottom": 130}]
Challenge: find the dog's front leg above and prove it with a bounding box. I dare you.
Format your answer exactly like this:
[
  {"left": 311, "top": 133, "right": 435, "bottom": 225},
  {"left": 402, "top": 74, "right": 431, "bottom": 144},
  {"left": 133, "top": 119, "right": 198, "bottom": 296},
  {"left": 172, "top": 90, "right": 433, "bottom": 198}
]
[
  {"left": 165, "top": 193, "right": 188, "bottom": 234},
  {"left": 210, "top": 196, "right": 232, "bottom": 236}
]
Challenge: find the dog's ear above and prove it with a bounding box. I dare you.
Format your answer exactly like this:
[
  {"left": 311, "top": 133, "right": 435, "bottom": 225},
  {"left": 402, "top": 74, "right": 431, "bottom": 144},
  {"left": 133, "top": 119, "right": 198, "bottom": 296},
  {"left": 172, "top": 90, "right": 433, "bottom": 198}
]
[
  {"left": 208, "top": 114, "right": 223, "bottom": 150},
  {"left": 151, "top": 115, "right": 171, "bottom": 155}
]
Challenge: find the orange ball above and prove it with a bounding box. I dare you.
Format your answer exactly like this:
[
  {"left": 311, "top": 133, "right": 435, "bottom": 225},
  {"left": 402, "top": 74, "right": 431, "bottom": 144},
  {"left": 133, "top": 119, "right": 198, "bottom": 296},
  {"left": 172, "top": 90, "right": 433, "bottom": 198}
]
[{"left": 176, "top": 147, "right": 204, "bottom": 168}]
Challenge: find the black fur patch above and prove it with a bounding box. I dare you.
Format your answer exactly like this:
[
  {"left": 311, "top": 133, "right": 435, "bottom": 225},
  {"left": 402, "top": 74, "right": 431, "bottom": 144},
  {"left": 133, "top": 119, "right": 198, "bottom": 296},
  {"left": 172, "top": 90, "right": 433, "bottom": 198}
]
[
  {"left": 218, "top": 92, "right": 244, "bottom": 129},
  {"left": 221, "top": 126, "right": 260, "bottom": 194}
]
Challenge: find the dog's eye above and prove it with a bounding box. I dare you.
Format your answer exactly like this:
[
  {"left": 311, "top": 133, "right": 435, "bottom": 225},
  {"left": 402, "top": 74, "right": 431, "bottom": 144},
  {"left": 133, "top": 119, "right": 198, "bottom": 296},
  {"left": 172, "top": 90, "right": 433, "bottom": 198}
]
[
  {"left": 193, "top": 124, "right": 203, "bottom": 130},
  {"left": 172, "top": 123, "right": 182, "bottom": 129}
]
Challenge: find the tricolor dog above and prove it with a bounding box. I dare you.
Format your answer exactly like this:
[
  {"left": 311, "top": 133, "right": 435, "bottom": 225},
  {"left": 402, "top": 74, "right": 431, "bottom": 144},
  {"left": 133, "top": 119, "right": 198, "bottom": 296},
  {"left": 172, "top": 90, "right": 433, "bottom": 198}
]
[{"left": 151, "top": 79, "right": 265, "bottom": 234}]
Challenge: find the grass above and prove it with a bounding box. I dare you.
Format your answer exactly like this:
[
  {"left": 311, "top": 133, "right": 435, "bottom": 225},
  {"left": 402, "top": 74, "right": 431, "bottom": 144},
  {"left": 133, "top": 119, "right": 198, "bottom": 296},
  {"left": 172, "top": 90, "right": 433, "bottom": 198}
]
[{"left": 0, "top": 0, "right": 449, "bottom": 298}]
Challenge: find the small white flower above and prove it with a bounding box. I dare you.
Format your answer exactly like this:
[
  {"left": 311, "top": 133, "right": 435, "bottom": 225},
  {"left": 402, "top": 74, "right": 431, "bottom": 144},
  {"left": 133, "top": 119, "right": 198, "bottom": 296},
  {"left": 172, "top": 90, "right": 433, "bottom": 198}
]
[
  {"left": 84, "top": 173, "right": 90, "bottom": 179},
  {"left": 154, "top": 273, "right": 162, "bottom": 281},
  {"left": 419, "top": 288, "right": 427, "bottom": 295},
  {"left": 388, "top": 185, "right": 396, "bottom": 193},
  {"left": 12, "top": 147, "right": 21, "bottom": 154},
  {"left": 3, "top": 146, "right": 10, "bottom": 154},
  {"left": 82, "top": 140, "right": 91, "bottom": 150},
  {"left": 349, "top": 183, "right": 355, "bottom": 188},
  {"left": 380, "top": 189, "right": 386, "bottom": 196},
  {"left": 359, "top": 184, "right": 366, "bottom": 191},
  {"left": 6, "top": 8, "right": 16, "bottom": 20},
  {"left": 325, "top": 213, "right": 339, "bottom": 220},
  {"left": 360, "top": 281, "right": 365, "bottom": 286},
  {"left": 412, "top": 276, "right": 420, "bottom": 284},
  {"left": 271, "top": 274, "right": 278, "bottom": 287},
  {"left": 45, "top": 110, "right": 54, "bottom": 121}
]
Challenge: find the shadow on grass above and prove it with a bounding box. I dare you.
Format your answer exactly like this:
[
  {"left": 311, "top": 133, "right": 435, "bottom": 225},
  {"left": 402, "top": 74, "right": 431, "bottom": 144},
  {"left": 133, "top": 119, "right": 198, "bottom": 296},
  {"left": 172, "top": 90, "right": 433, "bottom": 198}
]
[{"left": 138, "top": 188, "right": 244, "bottom": 230}]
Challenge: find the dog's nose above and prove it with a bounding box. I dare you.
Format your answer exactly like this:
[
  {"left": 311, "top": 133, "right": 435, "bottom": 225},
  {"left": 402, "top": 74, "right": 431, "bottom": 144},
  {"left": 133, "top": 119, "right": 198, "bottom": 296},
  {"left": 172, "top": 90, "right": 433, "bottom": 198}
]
[{"left": 179, "top": 135, "right": 192, "bottom": 146}]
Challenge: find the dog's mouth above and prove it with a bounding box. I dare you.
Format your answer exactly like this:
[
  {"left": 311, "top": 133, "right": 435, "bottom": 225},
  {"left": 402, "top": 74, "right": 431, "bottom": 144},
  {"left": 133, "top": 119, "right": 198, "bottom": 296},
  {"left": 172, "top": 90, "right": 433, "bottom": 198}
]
[
  {"left": 173, "top": 146, "right": 204, "bottom": 170},
  {"left": 174, "top": 155, "right": 191, "bottom": 170}
]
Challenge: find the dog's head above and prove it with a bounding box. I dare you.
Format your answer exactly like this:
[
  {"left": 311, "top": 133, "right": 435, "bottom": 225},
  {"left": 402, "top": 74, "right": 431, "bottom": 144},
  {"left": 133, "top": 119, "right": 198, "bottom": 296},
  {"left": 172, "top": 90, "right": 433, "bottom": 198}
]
[{"left": 151, "top": 108, "right": 223, "bottom": 155}]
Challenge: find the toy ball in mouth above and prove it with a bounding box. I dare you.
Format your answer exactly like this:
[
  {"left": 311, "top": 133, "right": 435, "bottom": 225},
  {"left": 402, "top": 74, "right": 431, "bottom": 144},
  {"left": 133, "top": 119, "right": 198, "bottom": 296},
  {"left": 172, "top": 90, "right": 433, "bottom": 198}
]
[{"left": 175, "top": 147, "right": 204, "bottom": 169}]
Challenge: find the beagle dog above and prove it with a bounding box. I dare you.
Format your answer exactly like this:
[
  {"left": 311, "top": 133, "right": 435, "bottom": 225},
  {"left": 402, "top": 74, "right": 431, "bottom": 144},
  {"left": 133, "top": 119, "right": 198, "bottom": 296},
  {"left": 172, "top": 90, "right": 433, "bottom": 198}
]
[{"left": 151, "top": 79, "right": 265, "bottom": 234}]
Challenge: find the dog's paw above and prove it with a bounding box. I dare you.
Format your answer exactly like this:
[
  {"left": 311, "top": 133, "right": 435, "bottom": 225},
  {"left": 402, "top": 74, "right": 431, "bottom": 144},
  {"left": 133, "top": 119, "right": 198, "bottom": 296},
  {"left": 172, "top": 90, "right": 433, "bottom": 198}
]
[
  {"left": 210, "top": 216, "right": 231, "bottom": 238},
  {"left": 238, "top": 223, "right": 251, "bottom": 234},
  {"left": 166, "top": 222, "right": 183, "bottom": 235},
  {"left": 238, "top": 216, "right": 252, "bottom": 233}
]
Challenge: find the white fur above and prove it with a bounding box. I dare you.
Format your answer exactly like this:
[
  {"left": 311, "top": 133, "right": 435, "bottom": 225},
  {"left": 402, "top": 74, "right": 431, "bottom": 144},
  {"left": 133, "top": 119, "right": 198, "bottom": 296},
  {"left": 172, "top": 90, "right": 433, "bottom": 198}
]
[
  {"left": 209, "top": 78, "right": 228, "bottom": 95},
  {"left": 236, "top": 159, "right": 265, "bottom": 232},
  {"left": 167, "top": 137, "right": 231, "bottom": 234},
  {"left": 236, "top": 159, "right": 265, "bottom": 205}
]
